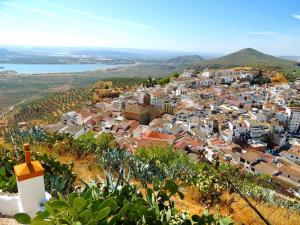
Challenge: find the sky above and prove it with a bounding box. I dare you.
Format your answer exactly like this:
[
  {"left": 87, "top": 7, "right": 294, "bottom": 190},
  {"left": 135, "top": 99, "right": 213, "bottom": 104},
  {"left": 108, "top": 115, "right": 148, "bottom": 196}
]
[{"left": 0, "top": 0, "right": 300, "bottom": 55}]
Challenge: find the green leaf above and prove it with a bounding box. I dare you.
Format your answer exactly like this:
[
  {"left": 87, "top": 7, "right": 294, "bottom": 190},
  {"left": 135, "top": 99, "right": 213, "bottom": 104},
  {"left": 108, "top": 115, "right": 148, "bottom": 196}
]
[
  {"left": 166, "top": 209, "right": 171, "bottom": 221},
  {"left": 68, "top": 192, "right": 77, "bottom": 205},
  {"left": 153, "top": 179, "right": 160, "bottom": 191},
  {"left": 96, "top": 207, "right": 111, "bottom": 221},
  {"left": 87, "top": 219, "right": 97, "bottom": 225},
  {"left": 164, "top": 180, "right": 178, "bottom": 195},
  {"left": 203, "top": 210, "right": 209, "bottom": 217},
  {"left": 14, "top": 213, "right": 31, "bottom": 224},
  {"left": 58, "top": 211, "right": 73, "bottom": 224},
  {"left": 57, "top": 192, "right": 66, "bottom": 201},
  {"left": 31, "top": 211, "right": 49, "bottom": 222},
  {"left": 31, "top": 221, "right": 52, "bottom": 225},
  {"left": 73, "top": 197, "right": 87, "bottom": 209},
  {"left": 84, "top": 188, "right": 93, "bottom": 200},
  {"left": 67, "top": 207, "right": 79, "bottom": 220},
  {"left": 50, "top": 200, "right": 69, "bottom": 209},
  {"left": 97, "top": 199, "right": 116, "bottom": 212},
  {"left": 192, "top": 215, "right": 202, "bottom": 222},
  {"left": 118, "top": 202, "right": 134, "bottom": 217},
  {"left": 45, "top": 204, "right": 55, "bottom": 216},
  {"left": 0, "top": 167, "right": 6, "bottom": 177},
  {"left": 79, "top": 209, "right": 93, "bottom": 223},
  {"left": 220, "top": 216, "right": 233, "bottom": 225},
  {"left": 177, "top": 191, "right": 185, "bottom": 200}
]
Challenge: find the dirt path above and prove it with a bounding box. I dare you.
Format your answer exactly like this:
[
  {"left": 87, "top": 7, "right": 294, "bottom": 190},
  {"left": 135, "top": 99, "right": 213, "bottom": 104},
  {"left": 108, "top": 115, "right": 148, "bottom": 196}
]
[{"left": 0, "top": 218, "right": 18, "bottom": 225}]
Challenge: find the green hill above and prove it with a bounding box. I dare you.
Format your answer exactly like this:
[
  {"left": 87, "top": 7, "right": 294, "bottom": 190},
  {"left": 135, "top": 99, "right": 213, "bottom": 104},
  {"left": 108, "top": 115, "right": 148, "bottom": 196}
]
[
  {"left": 198, "top": 48, "right": 296, "bottom": 68},
  {"left": 167, "top": 55, "right": 204, "bottom": 64}
]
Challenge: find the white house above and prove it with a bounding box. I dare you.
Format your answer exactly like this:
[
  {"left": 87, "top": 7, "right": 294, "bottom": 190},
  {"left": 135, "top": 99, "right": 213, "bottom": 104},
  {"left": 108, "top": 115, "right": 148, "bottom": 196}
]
[
  {"left": 61, "top": 111, "right": 83, "bottom": 125},
  {"left": 280, "top": 147, "right": 300, "bottom": 165},
  {"left": 176, "top": 110, "right": 191, "bottom": 122},
  {"left": 150, "top": 91, "right": 165, "bottom": 109},
  {"left": 288, "top": 107, "right": 300, "bottom": 133},
  {"left": 59, "top": 125, "right": 85, "bottom": 138},
  {"left": 204, "top": 146, "right": 219, "bottom": 162},
  {"left": 201, "top": 71, "right": 210, "bottom": 78},
  {"left": 181, "top": 70, "right": 195, "bottom": 77}
]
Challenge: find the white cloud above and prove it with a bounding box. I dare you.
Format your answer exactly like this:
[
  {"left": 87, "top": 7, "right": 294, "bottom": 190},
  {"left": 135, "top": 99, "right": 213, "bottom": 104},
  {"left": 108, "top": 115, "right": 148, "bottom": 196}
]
[
  {"left": 1, "top": 1, "right": 78, "bottom": 23},
  {"left": 292, "top": 14, "right": 300, "bottom": 20},
  {"left": 0, "top": 1, "right": 132, "bottom": 47},
  {"left": 246, "top": 31, "right": 278, "bottom": 36},
  {"left": 36, "top": 0, "right": 154, "bottom": 29}
]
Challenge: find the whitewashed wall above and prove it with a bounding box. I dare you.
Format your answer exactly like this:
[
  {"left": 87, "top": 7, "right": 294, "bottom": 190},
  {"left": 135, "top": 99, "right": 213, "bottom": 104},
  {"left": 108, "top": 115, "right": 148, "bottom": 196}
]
[{"left": 0, "top": 192, "right": 19, "bottom": 216}]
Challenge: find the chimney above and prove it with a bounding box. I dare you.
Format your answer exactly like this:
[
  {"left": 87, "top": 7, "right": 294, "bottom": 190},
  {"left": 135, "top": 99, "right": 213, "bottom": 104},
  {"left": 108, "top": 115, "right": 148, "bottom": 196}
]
[
  {"left": 24, "top": 143, "right": 31, "bottom": 165},
  {"left": 14, "top": 143, "right": 45, "bottom": 217}
]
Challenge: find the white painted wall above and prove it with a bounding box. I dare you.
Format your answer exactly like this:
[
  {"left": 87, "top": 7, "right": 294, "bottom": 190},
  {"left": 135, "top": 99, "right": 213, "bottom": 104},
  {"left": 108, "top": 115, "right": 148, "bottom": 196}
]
[
  {"left": 0, "top": 191, "right": 51, "bottom": 217},
  {"left": 0, "top": 192, "right": 19, "bottom": 216},
  {"left": 17, "top": 175, "right": 46, "bottom": 216}
]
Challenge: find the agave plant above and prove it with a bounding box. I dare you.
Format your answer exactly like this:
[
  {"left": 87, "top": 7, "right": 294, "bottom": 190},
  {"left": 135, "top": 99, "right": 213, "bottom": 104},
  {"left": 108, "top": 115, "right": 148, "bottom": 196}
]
[
  {"left": 15, "top": 172, "right": 233, "bottom": 225},
  {"left": 0, "top": 147, "right": 76, "bottom": 195}
]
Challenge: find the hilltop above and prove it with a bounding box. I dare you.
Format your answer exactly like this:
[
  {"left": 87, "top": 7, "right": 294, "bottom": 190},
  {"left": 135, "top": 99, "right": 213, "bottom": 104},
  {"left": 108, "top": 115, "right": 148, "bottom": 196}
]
[
  {"left": 167, "top": 55, "right": 205, "bottom": 64},
  {"left": 198, "top": 48, "right": 297, "bottom": 68},
  {"left": 0, "top": 48, "right": 19, "bottom": 57}
]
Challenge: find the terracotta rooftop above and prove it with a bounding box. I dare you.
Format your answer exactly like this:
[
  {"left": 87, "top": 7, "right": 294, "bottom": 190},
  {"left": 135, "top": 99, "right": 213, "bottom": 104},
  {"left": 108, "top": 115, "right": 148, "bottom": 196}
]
[
  {"left": 279, "top": 165, "right": 300, "bottom": 178},
  {"left": 282, "top": 147, "right": 300, "bottom": 157},
  {"left": 253, "top": 162, "right": 279, "bottom": 176},
  {"left": 142, "top": 131, "right": 176, "bottom": 141},
  {"left": 240, "top": 150, "right": 265, "bottom": 162},
  {"left": 124, "top": 104, "right": 149, "bottom": 115},
  {"left": 175, "top": 141, "right": 188, "bottom": 150}
]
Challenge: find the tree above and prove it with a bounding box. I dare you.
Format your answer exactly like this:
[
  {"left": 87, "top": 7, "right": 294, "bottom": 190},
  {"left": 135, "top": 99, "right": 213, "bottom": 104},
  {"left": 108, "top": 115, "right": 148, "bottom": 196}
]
[
  {"left": 96, "top": 133, "right": 117, "bottom": 150},
  {"left": 172, "top": 72, "right": 180, "bottom": 78},
  {"left": 73, "top": 132, "right": 98, "bottom": 158}
]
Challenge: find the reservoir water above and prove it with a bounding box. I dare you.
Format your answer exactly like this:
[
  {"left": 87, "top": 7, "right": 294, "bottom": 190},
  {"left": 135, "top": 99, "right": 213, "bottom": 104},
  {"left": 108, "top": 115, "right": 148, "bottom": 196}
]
[{"left": 0, "top": 63, "right": 123, "bottom": 74}]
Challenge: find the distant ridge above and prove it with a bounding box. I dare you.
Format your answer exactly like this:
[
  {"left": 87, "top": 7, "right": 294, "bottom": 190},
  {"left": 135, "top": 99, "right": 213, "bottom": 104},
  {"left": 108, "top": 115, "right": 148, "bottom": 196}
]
[
  {"left": 0, "top": 48, "right": 19, "bottom": 57},
  {"left": 198, "top": 48, "right": 296, "bottom": 67},
  {"left": 167, "top": 55, "right": 204, "bottom": 64}
]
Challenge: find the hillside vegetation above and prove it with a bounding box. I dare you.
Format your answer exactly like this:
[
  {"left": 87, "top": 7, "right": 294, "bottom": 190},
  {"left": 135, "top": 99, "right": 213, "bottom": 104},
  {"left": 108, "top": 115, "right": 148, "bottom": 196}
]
[
  {"left": 198, "top": 48, "right": 296, "bottom": 67},
  {"left": 2, "top": 123, "right": 300, "bottom": 224},
  {"left": 10, "top": 88, "right": 91, "bottom": 125},
  {"left": 167, "top": 55, "right": 205, "bottom": 64},
  {"left": 192, "top": 48, "right": 300, "bottom": 81}
]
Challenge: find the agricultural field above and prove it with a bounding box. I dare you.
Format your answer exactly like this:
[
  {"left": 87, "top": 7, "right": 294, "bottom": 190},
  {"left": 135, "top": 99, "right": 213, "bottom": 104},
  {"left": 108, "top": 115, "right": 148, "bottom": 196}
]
[{"left": 0, "top": 62, "right": 182, "bottom": 112}]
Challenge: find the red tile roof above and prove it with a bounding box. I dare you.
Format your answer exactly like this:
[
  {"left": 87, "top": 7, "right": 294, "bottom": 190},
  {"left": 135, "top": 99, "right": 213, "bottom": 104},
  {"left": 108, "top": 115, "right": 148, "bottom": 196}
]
[{"left": 142, "top": 131, "right": 176, "bottom": 141}]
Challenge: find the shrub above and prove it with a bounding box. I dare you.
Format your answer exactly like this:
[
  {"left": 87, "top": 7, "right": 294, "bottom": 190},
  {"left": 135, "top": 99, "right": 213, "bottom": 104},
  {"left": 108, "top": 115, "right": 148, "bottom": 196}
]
[
  {"left": 15, "top": 175, "right": 233, "bottom": 225},
  {"left": 99, "top": 147, "right": 227, "bottom": 206},
  {"left": 0, "top": 148, "right": 76, "bottom": 195}
]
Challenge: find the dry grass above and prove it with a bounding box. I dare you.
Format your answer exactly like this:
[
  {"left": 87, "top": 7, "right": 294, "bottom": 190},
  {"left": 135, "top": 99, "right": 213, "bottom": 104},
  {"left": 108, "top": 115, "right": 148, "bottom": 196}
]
[
  {"left": 30, "top": 144, "right": 104, "bottom": 184},
  {"left": 28, "top": 145, "right": 300, "bottom": 225},
  {"left": 174, "top": 186, "right": 300, "bottom": 225},
  {"left": 59, "top": 154, "right": 104, "bottom": 183}
]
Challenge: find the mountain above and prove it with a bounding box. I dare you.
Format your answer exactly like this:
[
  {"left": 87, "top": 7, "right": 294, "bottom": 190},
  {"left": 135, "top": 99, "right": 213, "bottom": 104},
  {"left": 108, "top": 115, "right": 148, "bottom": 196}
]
[
  {"left": 0, "top": 48, "right": 19, "bottom": 57},
  {"left": 198, "top": 48, "right": 296, "bottom": 68},
  {"left": 0, "top": 48, "right": 134, "bottom": 64},
  {"left": 167, "top": 55, "right": 204, "bottom": 64}
]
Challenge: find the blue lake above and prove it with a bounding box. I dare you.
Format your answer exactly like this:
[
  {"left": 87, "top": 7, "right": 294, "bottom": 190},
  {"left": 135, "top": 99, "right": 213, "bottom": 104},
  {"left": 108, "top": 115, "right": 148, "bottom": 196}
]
[{"left": 0, "top": 63, "right": 123, "bottom": 74}]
